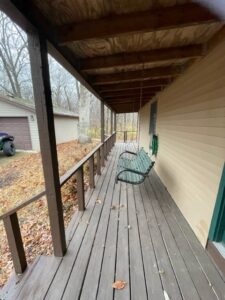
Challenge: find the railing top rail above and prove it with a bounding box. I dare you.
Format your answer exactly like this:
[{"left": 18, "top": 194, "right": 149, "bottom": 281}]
[
  {"left": 116, "top": 130, "right": 137, "bottom": 132},
  {"left": 0, "top": 133, "right": 116, "bottom": 221},
  {"left": 59, "top": 141, "right": 103, "bottom": 186}
]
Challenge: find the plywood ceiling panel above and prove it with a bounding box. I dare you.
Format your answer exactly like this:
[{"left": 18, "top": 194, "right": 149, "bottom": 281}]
[
  {"left": 32, "top": 0, "right": 189, "bottom": 25},
  {"left": 83, "top": 58, "right": 191, "bottom": 75},
  {"left": 67, "top": 23, "right": 222, "bottom": 58}
]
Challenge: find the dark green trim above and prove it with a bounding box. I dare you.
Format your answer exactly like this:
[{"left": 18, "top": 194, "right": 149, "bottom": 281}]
[{"left": 208, "top": 163, "right": 225, "bottom": 242}]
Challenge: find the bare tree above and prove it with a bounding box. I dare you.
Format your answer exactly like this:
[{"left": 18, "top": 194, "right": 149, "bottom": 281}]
[
  {"left": 0, "top": 12, "right": 32, "bottom": 99},
  {"left": 48, "top": 55, "right": 78, "bottom": 113}
]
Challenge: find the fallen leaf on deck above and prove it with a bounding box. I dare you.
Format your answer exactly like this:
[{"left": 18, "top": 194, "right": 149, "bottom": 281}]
[
  {"left": 163, "top": 290, "right": 170, "bottom": 300},
  {"left": 112, "top": 280, "right": 127, "bottom": 290}
]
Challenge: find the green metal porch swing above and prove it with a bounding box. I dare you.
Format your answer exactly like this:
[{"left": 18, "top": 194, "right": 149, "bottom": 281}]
[{"left": 115, "top": 66, "right": 158, "bottom": 185}]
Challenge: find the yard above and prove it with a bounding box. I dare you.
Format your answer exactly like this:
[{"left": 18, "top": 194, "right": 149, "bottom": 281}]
[{"left": 0, "top": 140, "right": 99, "bottom": 287}]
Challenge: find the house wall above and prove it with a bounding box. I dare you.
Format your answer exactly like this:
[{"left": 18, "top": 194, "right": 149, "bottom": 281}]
[
  {"left": 0, "top": 101, "right": 40, "bottom": 150},
  {"left": 54, "top": 116, "right": 78, "bottom": 144},
  {"left": 139, "top": 39, "right": 225, "bottom": 247}
]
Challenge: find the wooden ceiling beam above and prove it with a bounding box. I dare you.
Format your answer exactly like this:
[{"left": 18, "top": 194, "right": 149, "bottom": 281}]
[
  {"left": 57, "top": 3, "right": 217, "bottom": 43},
  {"left": 106, "top": 95, "right": 154, "bottom": 102},
  {"left": 102, "top": 87, "right": 160, "bottom": 97},
  {"left": 103, "top": 90, "right": 160, "bottom": 99},
  {"left": 80, "top": 45, "right": 202, "bottom": 71},
  {"left": 96, "top": 79, "right": 170, "bottom": 92},
  {"left": 91, "top": 66, "right": 179, "bottom": 85},
  {"left": 107, "top": 98, "right": 151, "bottom": 106},
  {"left": 110, "top": 103, "right": 145, "bottom": 113}
]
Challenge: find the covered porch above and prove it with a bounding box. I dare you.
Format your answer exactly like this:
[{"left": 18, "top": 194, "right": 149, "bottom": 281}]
[
  {"left": 0, "top": 1, "right": 225, "bottom": 299},
  {"left": 2, "top": 144, "right": 225, "bottom": 300}
]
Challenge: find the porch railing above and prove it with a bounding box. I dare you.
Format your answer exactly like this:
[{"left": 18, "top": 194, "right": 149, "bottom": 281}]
[
  {"left": 116, "top": 130, "right": 137, "bottom": 143},
  {"left": 0, "top": 132, "right": 116, "bottom": 275}
]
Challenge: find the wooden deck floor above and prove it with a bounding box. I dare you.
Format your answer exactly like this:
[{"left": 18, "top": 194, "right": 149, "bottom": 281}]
[{"left": 1, "top": 144, "right": 225, "bottom": 300}]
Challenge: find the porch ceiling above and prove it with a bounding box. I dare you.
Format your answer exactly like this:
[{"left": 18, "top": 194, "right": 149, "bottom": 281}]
[{"left": 2, "top": 0, "right": 224, "bottom": 113}]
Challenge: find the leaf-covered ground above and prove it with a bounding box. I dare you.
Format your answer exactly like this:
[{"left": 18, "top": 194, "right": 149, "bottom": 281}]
[{"left": 0, "top": 140, "right": 99, "bottom": 288}]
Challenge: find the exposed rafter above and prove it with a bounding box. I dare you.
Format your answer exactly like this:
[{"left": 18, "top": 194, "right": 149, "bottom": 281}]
[
  {"left": 101, "top": 87, "right": 160, "bottom": 98},
  {"left": 106, "top": 95, "right": 154, "bottom": 102},
  {"left": 110, "top": 102, "right": 145, "bottom": 113},
  {"left": 96, "top": 79, "right": 171, "bottom": 92},
  {"left": 91, "top": 66, "right": 180, "bottom": 85},
  {"left": 103, "top": 90, "right": 160, "bottom": 101},
  {"left": 57, "top": 3, "right": 217, "bottom": 43},
  {"left": 106, "top": 98, "right": 151, "bottom": 105},
  {"left": 80, "top": 45, "right": 202, "bottom": 71}
]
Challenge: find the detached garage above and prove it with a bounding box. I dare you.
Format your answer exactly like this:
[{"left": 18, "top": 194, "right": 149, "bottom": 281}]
[{"left": 0, "top": 95, "right": 79, "bottom": 151}]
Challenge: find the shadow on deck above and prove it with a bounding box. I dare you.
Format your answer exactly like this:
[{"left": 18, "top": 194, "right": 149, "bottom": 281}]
[{"left": 1, "top": 144, "right": 225, "bottom": 300}]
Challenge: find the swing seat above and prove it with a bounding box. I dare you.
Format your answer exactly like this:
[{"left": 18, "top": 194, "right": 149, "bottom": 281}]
[{"left": 116, "top": 148, "right": 155, "bottom": 184}]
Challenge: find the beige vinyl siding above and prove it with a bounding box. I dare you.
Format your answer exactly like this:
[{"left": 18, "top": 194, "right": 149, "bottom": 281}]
[
  {"left": 0, "top": 101, "right": 40, "bottom": 150},
  {"left": 139, "top": 39, "right": 225, "bottom": 247},
  {"left": 54, "top": 116, "right": 78, "bottom": 144}
]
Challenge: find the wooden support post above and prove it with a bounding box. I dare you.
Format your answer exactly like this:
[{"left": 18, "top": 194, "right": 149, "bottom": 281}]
[
  {"left": 114, "top": 113, "right": 117, "bottom": 143},
  {"left": 96, "top": 149, "right": 101, "bottom": 175},
  {"left": 89, "top": 156, "right": 95, "bottom": 188},
  {"left": 101, "top": 102, "right": 105, "bottom": 166},
  {"left": 76, "top": 166, "right": 85, "bottom": 211},
  {"left": 28, "top": 31, "right": 66, "bottom": 256},
  {"left": 111, "top": 110, "right": 113, "bottom": 135},
  {"left": 104, "top": 141, "right": 107, "bottom": 159},
  {"left": 100, "top": 145, "right": 104, "bottom": 167},
  {"left": 3, "top": 213, "right": 27, "bottom": 274}
]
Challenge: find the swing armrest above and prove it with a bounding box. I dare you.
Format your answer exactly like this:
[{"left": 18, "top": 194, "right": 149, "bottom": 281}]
[
  {"left": 119, "top": 150, "right": 137, "bottom": 159},
  {"left": 118, "top": 166, "right": 147, "bottom": 176}
]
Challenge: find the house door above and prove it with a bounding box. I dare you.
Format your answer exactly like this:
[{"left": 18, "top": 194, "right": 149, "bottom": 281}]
[{"left": 209, "top": 164, "right": 225, "bottom": 246}]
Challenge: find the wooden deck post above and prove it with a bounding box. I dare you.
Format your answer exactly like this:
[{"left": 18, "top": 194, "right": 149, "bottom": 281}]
[
  {"left": 111, "top": 110, "right": 113, "bottom": 135},
  {"left": 28, "top": 31, "right": 66, "bottom": 256},
  {"left": 101, "top": 102, "right": 105, "bottom": 166},
  {"left": 114, "top": 113, "right": 117, "bottom": 143},
  {"left": 76, "top": 166, "right": 85, "bottom": 211},
  {"left": 96, "top": 149, "right": 101, "bottom": 175},
  {"left": 3, "top": 213, "right": 27, "bottom": 274},
  {"left": 89, "top": 156, "right": 95, "bottom": 188}
]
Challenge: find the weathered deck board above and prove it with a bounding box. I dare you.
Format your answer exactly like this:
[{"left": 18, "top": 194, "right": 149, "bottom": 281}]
[
  {"left": 141, "top": 182, "right": 183, "bottom": 300},
  {"left": 127, "top": 183, "right": 148, "bottom": 300},
  {"left": 146, "top": 178, "right": 200, "bottom": 300},
  {"left": 151, "top": 172, "right": 225, "bottom": 300},
  {"left": 114, "top": 182, "right": 130, "bottom": 300},
  {"left": 97, "top": 153, "right": 121, "bottom": 300},
  {"left": 46, "top": 146, "right": 118, "bottom": 299},
  {"left": 1, "top": 143, "right": 225, "bottom": 300},
  {"left": 149, "top": 173, "right": 218, "bottom": 300},
  {"left": 134, "top": 185, "right": 164, "bottom": 300},
  {"left": 79, "top": 147, "right": 121, "bottom": 300}
]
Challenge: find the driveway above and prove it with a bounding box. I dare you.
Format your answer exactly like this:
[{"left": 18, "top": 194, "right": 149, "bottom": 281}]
[{"left": 0, "top": 151, "right": 30, "bottom": 166}]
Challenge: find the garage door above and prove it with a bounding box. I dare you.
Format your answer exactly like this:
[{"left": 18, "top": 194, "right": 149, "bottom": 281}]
[{"left": 0, "top": 117, "right": 32, "bottom": 150}]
